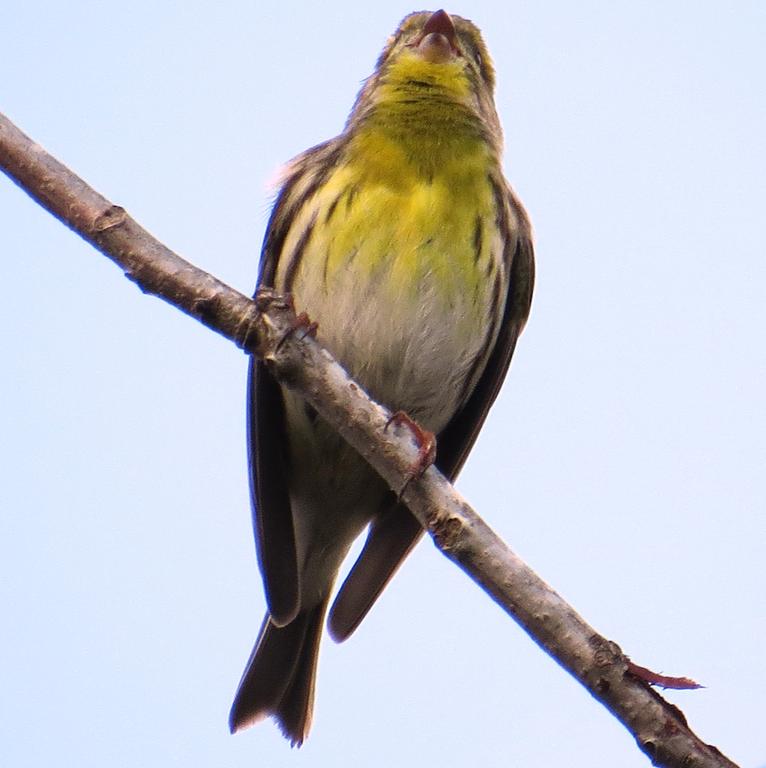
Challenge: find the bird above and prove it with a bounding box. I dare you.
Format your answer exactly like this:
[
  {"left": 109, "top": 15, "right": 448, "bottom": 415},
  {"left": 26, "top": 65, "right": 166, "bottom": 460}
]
[{"left": 229, "top": 9, "right": 535, "bottom": 745}]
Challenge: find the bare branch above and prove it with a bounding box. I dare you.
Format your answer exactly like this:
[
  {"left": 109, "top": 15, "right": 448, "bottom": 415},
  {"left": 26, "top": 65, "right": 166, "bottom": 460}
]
[{"left": 0, "top": 111, "right": 739, "bottom": 768}]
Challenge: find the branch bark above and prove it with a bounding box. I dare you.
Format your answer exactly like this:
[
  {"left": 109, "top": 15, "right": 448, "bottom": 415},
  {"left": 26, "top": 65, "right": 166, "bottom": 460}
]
[{"left": 0, "top": 111, "right": 739, "bottom": 768}]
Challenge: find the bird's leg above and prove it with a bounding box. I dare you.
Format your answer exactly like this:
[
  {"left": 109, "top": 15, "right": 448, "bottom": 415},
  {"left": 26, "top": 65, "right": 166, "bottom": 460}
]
[{"left": 385, "top": 411, "right": 437, "bottom": 495}]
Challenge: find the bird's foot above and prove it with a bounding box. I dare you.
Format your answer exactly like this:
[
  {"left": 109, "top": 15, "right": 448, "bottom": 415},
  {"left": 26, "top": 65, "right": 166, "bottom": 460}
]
[
  {"left": 253, "top": 289, "right": 318, "bottom": 351},
  {"left": 385, "top": 411, "right": 436, "bottom": 496},
  {"left": 276, "top": 309, "right": 318, "bottom": 351}
]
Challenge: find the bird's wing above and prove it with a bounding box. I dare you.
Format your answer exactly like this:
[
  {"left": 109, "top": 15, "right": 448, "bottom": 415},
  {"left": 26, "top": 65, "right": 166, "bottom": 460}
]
[
  {"left": 435, "top": 189, "right": 535, "bottom": 479},
  {"left": 248, "top": 139, "right": 347, "bottom": 626},
  {"left": 248, "top": 359, "right": 299, "bottom": 627},
  {"left": 329, "top": 189, "right": 535, "bottom": 642}
]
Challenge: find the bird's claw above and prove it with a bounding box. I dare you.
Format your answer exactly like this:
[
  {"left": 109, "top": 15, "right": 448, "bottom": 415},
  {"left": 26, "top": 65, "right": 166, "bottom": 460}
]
[
  {"left": 276, "top": 310, "right": 319, "bottom": 351},
  {"left": 385, "top": 411, "right": 436, "bottom": 496}
]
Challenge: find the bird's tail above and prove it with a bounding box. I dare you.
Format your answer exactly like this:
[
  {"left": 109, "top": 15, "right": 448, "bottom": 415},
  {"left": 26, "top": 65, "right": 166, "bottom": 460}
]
[{"left": 229, "top": 600, "right": 328, "bottom": 746}]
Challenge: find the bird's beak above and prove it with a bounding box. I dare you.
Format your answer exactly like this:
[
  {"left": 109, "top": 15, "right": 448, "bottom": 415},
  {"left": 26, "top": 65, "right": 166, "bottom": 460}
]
[{"left": 415, "top": 9, "right": 459, "bottom": 63}]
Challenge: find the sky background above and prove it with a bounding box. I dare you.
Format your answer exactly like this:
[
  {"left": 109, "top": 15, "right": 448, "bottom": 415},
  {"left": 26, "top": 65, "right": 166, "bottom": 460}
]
[{"left": 1, "top": 2, "right": 764, "bottom": 767}]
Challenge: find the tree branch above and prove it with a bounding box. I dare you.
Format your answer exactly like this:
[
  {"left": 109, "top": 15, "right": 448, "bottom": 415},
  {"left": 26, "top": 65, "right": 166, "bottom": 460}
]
[{"left": 0, "top": 111, "right": 739, "bottom": 768}]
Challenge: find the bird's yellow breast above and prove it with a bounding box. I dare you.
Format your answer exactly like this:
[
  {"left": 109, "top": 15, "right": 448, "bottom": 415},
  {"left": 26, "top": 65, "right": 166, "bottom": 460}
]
[
  {"left": 275, "top": 135, "right": 504, "bottom": 431},
  {"left": 323, "top": 148, "right": 494, "bottom": 307}
]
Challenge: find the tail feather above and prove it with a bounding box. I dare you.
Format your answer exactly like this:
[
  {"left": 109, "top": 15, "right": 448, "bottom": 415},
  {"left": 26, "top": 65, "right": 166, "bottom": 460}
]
[
  {"left": 229, "top": 601, "right": 327, "bottom": 746},
  {"left": 329, "top": 505, "right": 422, "bottom": 642}
]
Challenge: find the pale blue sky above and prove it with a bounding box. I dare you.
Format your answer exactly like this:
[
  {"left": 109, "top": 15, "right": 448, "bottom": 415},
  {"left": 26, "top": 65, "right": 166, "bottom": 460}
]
[{"left": 1, "top": 2, "right": 764, "bottom": 767}]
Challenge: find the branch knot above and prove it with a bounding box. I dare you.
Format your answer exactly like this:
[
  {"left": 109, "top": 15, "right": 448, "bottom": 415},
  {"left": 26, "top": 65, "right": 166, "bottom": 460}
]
[{"left": 93, "top": 204, "right": 127, "bottom": 233}]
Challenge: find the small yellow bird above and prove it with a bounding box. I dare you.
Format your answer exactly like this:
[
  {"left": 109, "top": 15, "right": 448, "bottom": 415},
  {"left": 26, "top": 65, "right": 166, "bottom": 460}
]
[{"left": 230, "top": 9, "right": 534, "bottom": 744}]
